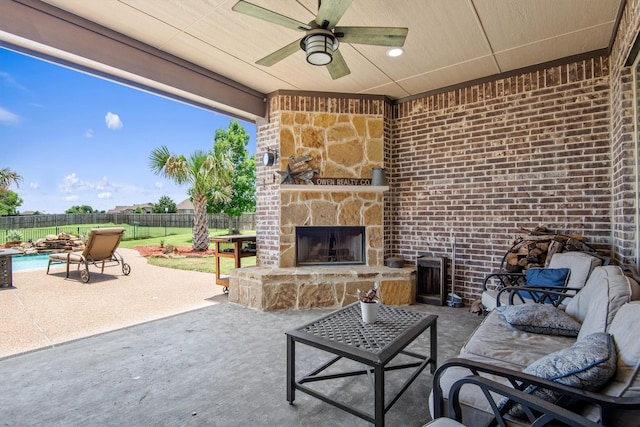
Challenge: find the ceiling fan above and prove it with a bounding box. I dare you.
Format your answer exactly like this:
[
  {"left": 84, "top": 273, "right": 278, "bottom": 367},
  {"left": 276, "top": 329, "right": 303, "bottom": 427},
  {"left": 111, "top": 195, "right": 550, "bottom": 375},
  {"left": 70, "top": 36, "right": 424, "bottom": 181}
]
[{"left": 232, "top": 0, "right": 408, "bottom": 80}]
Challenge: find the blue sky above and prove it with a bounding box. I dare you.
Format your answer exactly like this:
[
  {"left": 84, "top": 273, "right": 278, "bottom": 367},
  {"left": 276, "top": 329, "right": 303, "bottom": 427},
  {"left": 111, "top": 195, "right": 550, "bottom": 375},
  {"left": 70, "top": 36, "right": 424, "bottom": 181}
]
[{"left": 0, "top": 48, "right": 256, "bottom": 214}]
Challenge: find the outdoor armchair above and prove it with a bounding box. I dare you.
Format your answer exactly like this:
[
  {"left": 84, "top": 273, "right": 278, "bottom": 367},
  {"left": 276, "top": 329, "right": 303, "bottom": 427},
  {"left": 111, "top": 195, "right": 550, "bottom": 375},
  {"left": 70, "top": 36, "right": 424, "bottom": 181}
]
[{"left": 46, "top": 227, "right": 131, "bottom": 282}]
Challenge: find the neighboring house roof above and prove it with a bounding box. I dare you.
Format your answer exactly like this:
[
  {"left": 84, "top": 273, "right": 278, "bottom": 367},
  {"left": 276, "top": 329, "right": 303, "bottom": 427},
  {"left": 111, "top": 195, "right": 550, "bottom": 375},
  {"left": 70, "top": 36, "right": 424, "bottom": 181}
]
[
  {"left": 177, "top": 199, "right": 194, "bottom": 212},
  {"left": 107, "top": 203, "right": 154, "bottom": 214}
]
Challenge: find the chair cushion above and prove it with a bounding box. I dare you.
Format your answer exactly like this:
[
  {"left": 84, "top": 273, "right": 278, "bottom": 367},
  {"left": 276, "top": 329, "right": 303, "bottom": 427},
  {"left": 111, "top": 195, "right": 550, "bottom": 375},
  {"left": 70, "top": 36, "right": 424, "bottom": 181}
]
[
  {"left": 497, "top": 304, "right": 581, "bottom": 337},
  {"left": 596, "top": 302, "right": 640, "bottom": 426},
  {"left": 548, "top": 252, "right": 602, "bottom": 290},
  {"left": 501, "top": 332, "right": 616, "bottom": 418},
  {"left": 518, "top": 268, "right": 570, "bottom": 302},
  {"left": 49, "top": 251, "right": 84, "bottom": 263},
  {"left": 565, "top": 266, "right": 640, "bottom": 340}
]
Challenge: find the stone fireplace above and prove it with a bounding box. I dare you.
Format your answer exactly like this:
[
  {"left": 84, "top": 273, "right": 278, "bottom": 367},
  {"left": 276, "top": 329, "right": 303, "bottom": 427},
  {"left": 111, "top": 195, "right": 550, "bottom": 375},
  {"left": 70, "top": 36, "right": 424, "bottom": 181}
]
[{"left": 228, "top": 93, "right": 416, "bottom": 311}]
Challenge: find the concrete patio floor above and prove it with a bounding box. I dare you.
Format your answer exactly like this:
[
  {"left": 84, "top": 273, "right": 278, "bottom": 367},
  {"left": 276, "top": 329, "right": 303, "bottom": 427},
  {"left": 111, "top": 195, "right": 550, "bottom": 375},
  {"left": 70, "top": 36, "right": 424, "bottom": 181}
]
[{"left": 0, "top": 249, "right": 483, "bottom": 426}]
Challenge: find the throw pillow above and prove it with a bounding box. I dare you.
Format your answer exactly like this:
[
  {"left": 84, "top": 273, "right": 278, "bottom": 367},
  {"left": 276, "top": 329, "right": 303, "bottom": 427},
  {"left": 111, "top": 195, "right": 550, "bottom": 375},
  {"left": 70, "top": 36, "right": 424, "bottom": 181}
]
[
  {"left": 518, "top": 268, "right": 570, "bottom": 302},
  {"left": 499, "top": 332, "right": 616, "bottom": 418},
  {"left": 498, "top": 304, "right": 581, "bottom": 337}
]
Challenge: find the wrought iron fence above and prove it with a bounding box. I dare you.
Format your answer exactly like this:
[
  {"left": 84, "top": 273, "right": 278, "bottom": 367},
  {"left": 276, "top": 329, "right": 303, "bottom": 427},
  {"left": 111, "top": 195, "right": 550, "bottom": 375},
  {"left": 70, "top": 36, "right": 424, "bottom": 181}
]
[{"left": 0, "top": 213, "right": 256, "bottom": 244}]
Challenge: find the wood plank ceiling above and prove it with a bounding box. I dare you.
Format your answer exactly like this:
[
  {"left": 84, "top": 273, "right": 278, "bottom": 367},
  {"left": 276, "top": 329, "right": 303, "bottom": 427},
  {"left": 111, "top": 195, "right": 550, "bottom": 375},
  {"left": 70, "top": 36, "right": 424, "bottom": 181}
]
[{"left": 1, "top": 0, "right": 624, "bottom": 118}]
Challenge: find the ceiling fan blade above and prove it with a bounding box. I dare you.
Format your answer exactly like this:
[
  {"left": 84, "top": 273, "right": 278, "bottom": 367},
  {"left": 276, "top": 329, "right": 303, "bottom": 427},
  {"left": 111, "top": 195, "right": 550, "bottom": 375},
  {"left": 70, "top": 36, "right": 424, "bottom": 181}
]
[
  {"left": 334, "top": 26, "right": 408, "bottom": 46},
  {"left": 327, "top": 50, "right": 350, "bottom": 80},
  {"left": 256, "top": 39, "right": 302, "bottom": 66},
  {"left": 232, "top": 1, "right": 311, "bottom": 31},
  {"left": 316, "top": 0, "right": 352, "bottom": 29}
]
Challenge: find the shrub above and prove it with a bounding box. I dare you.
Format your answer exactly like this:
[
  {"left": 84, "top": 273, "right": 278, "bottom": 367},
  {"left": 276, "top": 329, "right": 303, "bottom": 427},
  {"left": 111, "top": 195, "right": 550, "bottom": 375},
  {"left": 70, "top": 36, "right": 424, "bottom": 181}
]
[{"left": 6, "top": 229, "right": 23, "bottom": 242}]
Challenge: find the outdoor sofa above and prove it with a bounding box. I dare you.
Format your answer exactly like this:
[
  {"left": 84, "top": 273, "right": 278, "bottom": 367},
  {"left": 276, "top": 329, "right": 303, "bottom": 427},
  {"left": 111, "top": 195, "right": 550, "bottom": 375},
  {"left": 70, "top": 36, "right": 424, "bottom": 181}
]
[{"left": 431, "top": 265, "right": 640, "bottom": 426}]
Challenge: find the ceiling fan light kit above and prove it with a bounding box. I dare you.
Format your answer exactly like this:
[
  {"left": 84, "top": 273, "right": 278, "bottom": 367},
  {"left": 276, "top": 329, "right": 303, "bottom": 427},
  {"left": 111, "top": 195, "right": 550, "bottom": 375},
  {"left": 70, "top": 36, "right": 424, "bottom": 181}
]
[
  {"left": 232, "top": 0, "right": 408, "bottom": 80},
  {"left": 301, "top": 29, "right": 338, "bottom": 66}
]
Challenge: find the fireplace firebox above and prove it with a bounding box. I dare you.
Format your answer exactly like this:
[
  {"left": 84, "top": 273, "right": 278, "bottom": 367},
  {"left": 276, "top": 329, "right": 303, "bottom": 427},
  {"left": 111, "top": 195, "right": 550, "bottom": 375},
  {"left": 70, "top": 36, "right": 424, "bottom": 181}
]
[{"left": 295, "top": 226, "right": 365, "bottom": 266}]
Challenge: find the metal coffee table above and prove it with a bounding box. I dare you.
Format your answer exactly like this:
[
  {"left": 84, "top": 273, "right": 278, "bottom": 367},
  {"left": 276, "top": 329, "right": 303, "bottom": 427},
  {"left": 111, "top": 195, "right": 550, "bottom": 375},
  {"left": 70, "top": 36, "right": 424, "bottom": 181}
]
[{"left": 286, "top": 303, "right": 437, "bottom": 426}]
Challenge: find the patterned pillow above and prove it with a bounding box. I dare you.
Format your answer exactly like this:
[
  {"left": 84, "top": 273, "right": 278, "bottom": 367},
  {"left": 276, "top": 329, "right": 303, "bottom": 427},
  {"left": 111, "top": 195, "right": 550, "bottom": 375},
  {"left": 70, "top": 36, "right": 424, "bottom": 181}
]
[
  {"left": 499, "top": 332, "right": 616, "bottom": 418},
  {"left": 497, "top": 304, "right": 581, "bottom": 336}
]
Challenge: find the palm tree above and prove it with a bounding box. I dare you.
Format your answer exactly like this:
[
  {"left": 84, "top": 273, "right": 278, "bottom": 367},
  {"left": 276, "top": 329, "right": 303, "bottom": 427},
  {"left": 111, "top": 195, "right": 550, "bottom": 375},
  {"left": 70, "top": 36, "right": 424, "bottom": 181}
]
[
  {"left": 0, "top": 167, "right": 23, "bottom": 192},
  {"left": 149, "top": 146, "right": 232, "bottom": 251}
]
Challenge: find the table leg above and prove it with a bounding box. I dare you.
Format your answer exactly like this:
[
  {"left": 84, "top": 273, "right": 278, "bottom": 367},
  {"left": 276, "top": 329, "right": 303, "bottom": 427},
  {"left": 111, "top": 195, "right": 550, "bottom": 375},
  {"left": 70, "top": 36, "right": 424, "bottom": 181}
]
[
  {"left": 234, "top": 242, "right": 242, "bottom": 268},
  {"left": 287, "top": 335, "right": 296, "bottom": 404},
  {"left": 430, "top": 320, "right": 438, "bottom": 374},
  {"left": 374, "top": 364, "right": 385, "bottom": 427}
]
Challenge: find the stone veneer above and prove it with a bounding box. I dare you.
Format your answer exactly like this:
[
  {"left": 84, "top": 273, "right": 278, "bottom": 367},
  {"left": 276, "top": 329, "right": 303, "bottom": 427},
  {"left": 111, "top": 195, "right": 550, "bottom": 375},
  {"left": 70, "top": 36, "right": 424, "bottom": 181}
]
[
  {"left": 229, "top": 265, "right": 415, "bottom": 311},
  {"left": 229, "top": 94, "right": 416, "bottom": 311}
]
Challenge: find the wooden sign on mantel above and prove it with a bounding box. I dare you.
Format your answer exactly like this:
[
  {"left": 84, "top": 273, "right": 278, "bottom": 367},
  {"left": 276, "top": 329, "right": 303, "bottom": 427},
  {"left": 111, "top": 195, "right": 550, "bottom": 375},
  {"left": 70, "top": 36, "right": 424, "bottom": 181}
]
[{"left": 312, "top": 177, "right": 372, "bottom": 186}]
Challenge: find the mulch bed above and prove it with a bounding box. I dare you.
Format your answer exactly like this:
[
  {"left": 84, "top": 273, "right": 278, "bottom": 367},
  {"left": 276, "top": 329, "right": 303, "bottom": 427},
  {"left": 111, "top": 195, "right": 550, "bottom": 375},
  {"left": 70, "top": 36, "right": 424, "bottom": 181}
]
[{"left": 132, "top": 246, "right": 216, "bottom": 258}]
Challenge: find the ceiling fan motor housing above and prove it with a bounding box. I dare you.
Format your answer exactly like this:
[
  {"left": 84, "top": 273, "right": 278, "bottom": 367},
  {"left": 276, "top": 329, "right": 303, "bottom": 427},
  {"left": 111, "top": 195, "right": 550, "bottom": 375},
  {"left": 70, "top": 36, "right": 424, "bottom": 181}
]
[{"left": 300, "top": 29, "right": 339, "bottom": 66}]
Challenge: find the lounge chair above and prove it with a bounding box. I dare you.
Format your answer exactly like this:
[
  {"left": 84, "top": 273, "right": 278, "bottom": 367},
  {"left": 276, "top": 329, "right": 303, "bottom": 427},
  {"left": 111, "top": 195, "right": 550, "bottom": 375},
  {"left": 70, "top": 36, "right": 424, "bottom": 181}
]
[{"left": 46, "top": 227, "right": 131, "bottom": 282}]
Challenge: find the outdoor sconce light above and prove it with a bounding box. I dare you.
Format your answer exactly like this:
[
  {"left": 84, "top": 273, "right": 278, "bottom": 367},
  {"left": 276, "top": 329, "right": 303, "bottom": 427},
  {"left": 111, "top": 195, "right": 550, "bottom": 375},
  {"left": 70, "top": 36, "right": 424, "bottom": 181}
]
[{"left": 261, "top": 148, "right": 278, "bottom": 167}]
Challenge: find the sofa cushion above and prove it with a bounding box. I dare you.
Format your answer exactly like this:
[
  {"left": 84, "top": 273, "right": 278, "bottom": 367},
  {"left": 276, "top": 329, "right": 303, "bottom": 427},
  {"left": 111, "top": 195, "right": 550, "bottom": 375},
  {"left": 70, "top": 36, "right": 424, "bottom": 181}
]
[
  {"left": 519, "top": 268, "right": 570, "bottom": 302},
  {"left": 548, "top": 251, "right": 602, "bottom": 290},
  {"left": 497, "top": 304, "right": 581, "bottom": 336},
  {"left": 481, "top": 288, "right": 526, "bottom": 311},
  {"left": 461, "top": 310, "right": 575, "bottom": 369},
  {"left": 501, "top": 332, "right": 617, "bottom": 418},
  {"left": 565, "top": 266, "right": 640, "bottom": 340}
]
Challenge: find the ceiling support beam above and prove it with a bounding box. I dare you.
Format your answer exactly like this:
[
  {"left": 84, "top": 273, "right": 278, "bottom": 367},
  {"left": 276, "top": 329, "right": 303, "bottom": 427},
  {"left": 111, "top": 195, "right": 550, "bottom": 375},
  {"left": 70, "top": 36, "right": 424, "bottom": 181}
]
[{"left": 0, "top": 0, "right": 267, "bottom": 122}]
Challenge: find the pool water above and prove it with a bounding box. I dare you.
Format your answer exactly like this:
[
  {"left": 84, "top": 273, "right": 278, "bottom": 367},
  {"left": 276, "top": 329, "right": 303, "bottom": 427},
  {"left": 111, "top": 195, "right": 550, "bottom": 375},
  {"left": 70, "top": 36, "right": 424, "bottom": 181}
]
[{"left": 12, "top": 254, "right": 51, "bottom": 272}]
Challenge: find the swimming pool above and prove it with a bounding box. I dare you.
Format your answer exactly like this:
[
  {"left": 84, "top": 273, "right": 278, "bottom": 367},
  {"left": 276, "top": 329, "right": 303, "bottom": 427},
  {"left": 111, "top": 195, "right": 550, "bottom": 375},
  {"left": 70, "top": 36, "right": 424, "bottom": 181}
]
[{"left": 12, "top": 254, "right": 51, "bottom": 272}]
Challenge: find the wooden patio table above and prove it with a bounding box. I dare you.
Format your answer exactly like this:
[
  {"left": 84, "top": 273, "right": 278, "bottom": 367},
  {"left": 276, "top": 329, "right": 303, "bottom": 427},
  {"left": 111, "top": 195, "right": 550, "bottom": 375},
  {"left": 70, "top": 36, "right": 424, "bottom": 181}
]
[{"left": 210, "top": 234, "right": 256, "bottom": 292}]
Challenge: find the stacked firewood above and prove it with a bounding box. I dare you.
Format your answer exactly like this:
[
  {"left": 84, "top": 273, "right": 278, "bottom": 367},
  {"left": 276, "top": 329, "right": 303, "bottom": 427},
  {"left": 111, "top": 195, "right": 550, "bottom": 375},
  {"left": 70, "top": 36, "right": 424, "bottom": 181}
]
[{"left": 502, "top": 226, "right": 596, "bottom": 273}]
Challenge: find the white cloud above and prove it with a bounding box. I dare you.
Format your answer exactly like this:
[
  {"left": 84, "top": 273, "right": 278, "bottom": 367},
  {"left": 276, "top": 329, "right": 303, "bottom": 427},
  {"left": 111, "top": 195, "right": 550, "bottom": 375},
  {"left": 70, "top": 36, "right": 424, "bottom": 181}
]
[
  {"left": 0, "top": 71, "right": 27, "bottom": 91},
  {"left": 62, "top": 173, "right": 80, "bottom": 192},
  {"left": 65, "top": 195, "right": 79, "bottom": 202},
  {"left": 105, "top": 112, "right": 123, "bottom": 130},
  {"left": 30, "top": 182, "right": 39, "bottom": 190},
  {"left": 85, "top": 129, "right": 93, "bottom": 138},
  {"left": 97, "top": 192, "right": 112, "bottom": 199},
  {"left": 0, "top": 106, "right": 21, "bottom": 125},
  {"left": 155, "top": 181, "right": 164, "bottom": 189}
]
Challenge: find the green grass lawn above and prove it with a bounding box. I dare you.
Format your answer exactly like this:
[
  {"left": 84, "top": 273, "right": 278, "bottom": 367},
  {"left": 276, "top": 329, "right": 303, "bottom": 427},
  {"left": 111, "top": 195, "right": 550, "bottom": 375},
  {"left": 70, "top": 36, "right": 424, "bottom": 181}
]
[
  {"left": 3, "top": 225, "right": 256, "bottom": 275},
  {"left": 119, "top": 231, "right": 256, "bottom": 274}
]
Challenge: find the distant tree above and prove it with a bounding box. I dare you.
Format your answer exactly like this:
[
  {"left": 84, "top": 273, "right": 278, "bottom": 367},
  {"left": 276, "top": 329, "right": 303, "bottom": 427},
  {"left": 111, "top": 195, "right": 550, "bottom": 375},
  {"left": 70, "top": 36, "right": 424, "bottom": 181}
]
[
  {"left": 0, "top": 190, "right": 23, "bottom": 215},
  {"left": 65, "top": 205, "right": 98, "bottom": 214},
  {"left": 153, "top": 195, "right": 177, "bottom": 213},
  {"left": 133, "top": 206, "right": 143, "bottom": 214},
  {"left": 149, "top": 145, "right": 232, "bottom": 251},
  {"left": 0, "top": 167, "right": 22, "bottom": 192},
  {"left": 207, "top": 121, "right": 256, "bottom": 234}
]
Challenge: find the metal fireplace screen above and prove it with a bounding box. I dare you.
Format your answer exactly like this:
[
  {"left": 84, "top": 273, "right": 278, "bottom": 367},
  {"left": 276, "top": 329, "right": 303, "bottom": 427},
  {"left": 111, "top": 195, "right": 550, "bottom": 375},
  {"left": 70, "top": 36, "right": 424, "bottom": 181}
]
[{"left": 295, "top": 226, "right": 365, "bottom": 266}]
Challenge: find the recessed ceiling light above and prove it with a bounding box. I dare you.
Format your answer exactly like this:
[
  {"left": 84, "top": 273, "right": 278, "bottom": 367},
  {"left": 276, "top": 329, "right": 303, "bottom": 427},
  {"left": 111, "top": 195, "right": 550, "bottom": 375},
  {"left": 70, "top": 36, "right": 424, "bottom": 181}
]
[{"left": 387, "top": 48, "right": 404, "bottom": 57}]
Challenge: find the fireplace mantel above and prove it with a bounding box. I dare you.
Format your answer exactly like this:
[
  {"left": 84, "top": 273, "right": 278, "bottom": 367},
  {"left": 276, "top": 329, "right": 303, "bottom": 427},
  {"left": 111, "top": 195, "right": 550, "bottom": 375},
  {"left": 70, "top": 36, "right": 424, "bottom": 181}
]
[{"left": 280, "top": 185, "right": 389, "bottom": 193}]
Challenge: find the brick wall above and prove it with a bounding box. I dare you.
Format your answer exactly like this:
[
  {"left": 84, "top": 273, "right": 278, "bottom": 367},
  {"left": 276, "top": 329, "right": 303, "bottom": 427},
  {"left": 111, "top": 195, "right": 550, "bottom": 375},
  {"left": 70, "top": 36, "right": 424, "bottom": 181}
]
[
  {"left": 609, "top": 0, "right": 640, "bottom": 266},
  {"left": 391, "top": 57, "right": 612, "bottom": 302}
]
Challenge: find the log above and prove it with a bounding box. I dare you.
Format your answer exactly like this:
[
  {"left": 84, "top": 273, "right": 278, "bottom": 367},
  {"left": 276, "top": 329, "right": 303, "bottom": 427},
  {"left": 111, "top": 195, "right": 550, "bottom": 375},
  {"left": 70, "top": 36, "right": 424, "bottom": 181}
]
[
  {"left": 506, "top": 252, "right": 519, "bottom": 265},
  {"left": 544, "top": 240, "right": 564, "bottom": 266}
]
